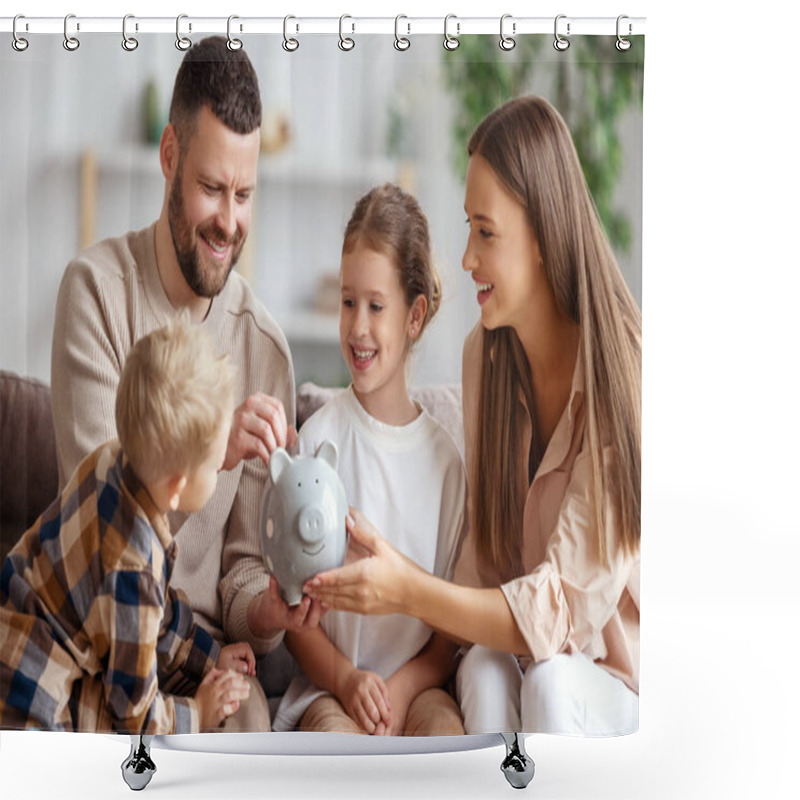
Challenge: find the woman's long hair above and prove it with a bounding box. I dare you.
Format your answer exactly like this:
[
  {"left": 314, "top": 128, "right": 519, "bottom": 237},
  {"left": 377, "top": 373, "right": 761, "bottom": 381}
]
[{"left": 469, "top": 96, "right": 641, "bottom": 573}]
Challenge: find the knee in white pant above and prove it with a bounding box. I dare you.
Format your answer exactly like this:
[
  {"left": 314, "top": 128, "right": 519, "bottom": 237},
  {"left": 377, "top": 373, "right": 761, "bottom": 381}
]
[
  {"left": 521, "top": 654, "right": 581, "bottom": 733},
  {"left": 457, "top": 646, "right": 521, "bottom": 734}
]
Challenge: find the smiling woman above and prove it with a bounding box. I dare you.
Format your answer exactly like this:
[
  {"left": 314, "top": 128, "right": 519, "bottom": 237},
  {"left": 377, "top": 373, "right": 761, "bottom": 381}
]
[{"left": 307, "top": 95, "right": 641, "bottom": 739}]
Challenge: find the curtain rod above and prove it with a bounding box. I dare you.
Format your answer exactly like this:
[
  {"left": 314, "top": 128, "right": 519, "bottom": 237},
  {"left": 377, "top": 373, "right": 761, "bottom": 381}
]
[{"left": 1, "top": 15, "right": 646, "bottom": 38}]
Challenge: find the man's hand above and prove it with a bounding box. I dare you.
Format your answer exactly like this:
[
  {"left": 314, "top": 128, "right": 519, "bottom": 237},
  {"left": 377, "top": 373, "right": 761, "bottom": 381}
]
[
  {"left": 246, "top": 578, "right": 325, "bottom": 641},
  {"left": 222, "top": 392, "right": 297, "bottom": 471},
  {"left": 217, "top": 642, "right": 256, "bottom": 676}
]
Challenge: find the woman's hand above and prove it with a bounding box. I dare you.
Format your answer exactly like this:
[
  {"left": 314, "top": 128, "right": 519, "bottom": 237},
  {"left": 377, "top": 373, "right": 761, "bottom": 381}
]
[
  {"left": 222, "top": 392, "right": 297, "bottom": 471},
  {"left": 217, "top": 642, "right": 256, "bottom": 676},
  {"left": 340, "top": 669, "right": 391, "bottom": 735},
  {"left": 304, "top": 508, "right": 421, "bottom": 616}
]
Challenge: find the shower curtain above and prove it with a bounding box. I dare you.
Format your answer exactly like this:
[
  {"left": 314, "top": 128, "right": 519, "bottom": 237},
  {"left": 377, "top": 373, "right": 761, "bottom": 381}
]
[{"left": 1, "top": 17, "right": 644, "bottom": 743}]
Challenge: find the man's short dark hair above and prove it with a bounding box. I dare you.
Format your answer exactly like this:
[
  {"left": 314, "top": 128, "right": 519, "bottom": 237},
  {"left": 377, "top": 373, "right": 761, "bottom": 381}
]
[{"left": 169, "top": 36, "right": 262, "bottom": 151}]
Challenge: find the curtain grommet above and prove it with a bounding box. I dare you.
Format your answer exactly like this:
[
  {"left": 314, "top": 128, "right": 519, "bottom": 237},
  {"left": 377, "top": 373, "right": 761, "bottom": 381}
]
[
  {"left": 175, "top": 14, "right": 192, "bottom": 51},
  {"left": 227, "top": 15, "right": 243, "bottom": 51},
  {"left": 554, "top": 14, "right": 570, "bottom": 51},
  {"left": 283, "top": 15, "right": 299, "bottom": 52},
  {"left": 122, "top": 14, "right": 139, "bottom": 52},
  {"left": 63, "top": 13, "right": 80, "bottom": 51},
  {"left": 338, "top": 14, "right": 355, "bottom": 51},
  {"left": 499, "top": 14, "right": 516, "bottom": 51},
  {"left": 616, "top": 15, "right": 632, "bottom": 51},
  {"left": 12, "top": 14, "right": 29, "bottom": 52},
  {"left": 443, "top": 14, "right": 460, "bottom": 51},
  {"left": 394, "top": 15, "right": 410, "bottom": 51}
]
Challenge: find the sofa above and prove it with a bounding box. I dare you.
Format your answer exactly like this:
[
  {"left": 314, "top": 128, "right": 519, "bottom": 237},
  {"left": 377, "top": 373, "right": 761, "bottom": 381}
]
[
  {"left": 0, "top": 371, "right": 60, "bottom": 564},
  {"left": 0, "top": 369, "right": 462, "bottom": 565}
]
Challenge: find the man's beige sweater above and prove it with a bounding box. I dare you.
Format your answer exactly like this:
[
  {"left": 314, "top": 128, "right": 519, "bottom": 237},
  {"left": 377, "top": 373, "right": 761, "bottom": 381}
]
[{"left": 50, "top": 223, "right": 295, "bottom": 655}]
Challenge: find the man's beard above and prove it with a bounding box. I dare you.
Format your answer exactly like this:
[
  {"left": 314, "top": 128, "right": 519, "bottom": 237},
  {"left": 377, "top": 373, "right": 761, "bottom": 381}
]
[{"left": 168, "top": 163, "right": 244, "bottom": 299}]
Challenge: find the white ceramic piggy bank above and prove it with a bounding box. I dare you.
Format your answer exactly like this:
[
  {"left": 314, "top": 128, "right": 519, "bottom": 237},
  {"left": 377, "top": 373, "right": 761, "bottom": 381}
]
[{"left": 259, "top": 440, "right": 348, "bottom": 606}]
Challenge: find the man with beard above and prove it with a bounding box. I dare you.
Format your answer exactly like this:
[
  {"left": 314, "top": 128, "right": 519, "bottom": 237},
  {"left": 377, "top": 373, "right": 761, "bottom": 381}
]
[{"left": 50, "top": 37, "right": 321, "bottom": 731}]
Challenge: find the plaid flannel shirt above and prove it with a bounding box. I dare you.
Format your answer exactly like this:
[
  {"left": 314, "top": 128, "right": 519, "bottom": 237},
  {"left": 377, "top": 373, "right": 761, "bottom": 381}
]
[{"left": 0, "top": 441, "right": 220, "bottom": 733}]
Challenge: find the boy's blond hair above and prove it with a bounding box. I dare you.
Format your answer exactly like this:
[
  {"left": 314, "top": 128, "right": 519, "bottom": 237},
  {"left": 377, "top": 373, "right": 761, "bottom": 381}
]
[{"left": 115, "top": 312, "right": 235, "bottom": 485}]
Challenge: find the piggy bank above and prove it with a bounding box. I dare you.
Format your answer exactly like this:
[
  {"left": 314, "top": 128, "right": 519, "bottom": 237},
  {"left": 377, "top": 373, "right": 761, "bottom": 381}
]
[{"left": 259, "top": 440, "right": 348, "bottom": 606}]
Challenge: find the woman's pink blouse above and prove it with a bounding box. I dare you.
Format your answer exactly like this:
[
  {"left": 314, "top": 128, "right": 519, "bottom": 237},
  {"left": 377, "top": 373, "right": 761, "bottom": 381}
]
[{"left": 454, "top": 324, "right": 640, "bottom": 693}]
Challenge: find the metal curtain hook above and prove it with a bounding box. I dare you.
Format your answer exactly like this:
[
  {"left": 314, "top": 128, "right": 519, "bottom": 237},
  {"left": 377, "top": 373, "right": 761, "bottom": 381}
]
[
  {"left": 63, "top": 13, "right": 80, "bottom": 51},
  {"left": 227, "top": 15, "right": 243, "bottom": 51},
  {"left": 443, "top": 14, "right": 460, "bottom": 51},
  {"left": 554, "top": 14, "right": 570, "bottom": 51},
  {"left": 176, "top": 14, "right": 192, "bottom": 50},
  {"left": 283, "top": 15, "right": 299, "bottom": 52},
  {"left": 499, "top": 14, "right": 516, "bottom": 51},
  {"left": 12, "top": 14, "right": 29, "bottom": 52},
  {"left": 122, "top": 14, "right": 139, "bottom": 51},
  {"left": 616, "top": 15, "right": 632, "bottom": 51},
  {"left": 339, "top": 14, "right": 354, "bottom": 51},
  {"left": 394, "top": 15, "right": 410, "bottom": 51}
]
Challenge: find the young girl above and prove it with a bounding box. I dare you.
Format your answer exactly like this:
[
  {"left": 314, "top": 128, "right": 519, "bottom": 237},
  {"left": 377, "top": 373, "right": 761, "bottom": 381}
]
[
  {"left": 273, "top": 184, "right": 467, "bottom": 736},
  {"left": 306, "top": 96, "right": 641, "bottom": 737}
]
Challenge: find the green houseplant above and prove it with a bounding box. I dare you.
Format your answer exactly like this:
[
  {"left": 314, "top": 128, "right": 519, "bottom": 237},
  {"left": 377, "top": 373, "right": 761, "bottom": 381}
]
[{"left": 442, "top": 35, "right": 644, "bottom": 252}]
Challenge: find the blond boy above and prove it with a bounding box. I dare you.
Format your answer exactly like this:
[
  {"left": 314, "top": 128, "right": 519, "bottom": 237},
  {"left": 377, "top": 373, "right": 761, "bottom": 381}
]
[{"left": 1, "top": 316, "right": 253, "bottom": 733}]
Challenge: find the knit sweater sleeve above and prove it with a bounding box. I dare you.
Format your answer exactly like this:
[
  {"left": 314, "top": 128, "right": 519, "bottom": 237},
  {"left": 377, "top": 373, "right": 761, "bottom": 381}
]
[
  {"left": 218, "top": 320, "right": 297, "bottom": 655},
  {"left": 51, "top": 253, "right": 129, "bottom": 486}
]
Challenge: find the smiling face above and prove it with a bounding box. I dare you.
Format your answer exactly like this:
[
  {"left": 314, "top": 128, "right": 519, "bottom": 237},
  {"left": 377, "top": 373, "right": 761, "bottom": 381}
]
[
  {"left": 462, "top": 154, "right": 549, "bottom": 334},
  {"left": 339, "top": 244, "right": 421, "bottom": 422},
  {"left": 167, "top": 105, "right": 260, "bottom": 298}
]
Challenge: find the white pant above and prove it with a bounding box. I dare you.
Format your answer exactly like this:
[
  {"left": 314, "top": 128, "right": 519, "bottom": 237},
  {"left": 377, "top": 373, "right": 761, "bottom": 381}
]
[{"left": 456, "top": 646, "right": 638, "bottom": 735}]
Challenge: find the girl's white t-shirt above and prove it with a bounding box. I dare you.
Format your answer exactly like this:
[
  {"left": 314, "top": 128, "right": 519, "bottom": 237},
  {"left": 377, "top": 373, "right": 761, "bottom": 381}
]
[{"left": 273, "top": 386, "right": 467, "bottom": 732}]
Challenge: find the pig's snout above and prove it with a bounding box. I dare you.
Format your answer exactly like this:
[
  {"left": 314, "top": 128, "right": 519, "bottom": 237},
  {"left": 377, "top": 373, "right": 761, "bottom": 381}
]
[{"left": 297, "top": 506, "right": 326, "bottom": 548}]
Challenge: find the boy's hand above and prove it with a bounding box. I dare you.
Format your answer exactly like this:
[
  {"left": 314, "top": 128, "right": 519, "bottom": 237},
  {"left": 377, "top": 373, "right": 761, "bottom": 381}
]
[
  {"left": 218, "top": 642, "right": 256, "bottom": 676},
  {"left": 340, "top": 669, "right": 391, "bottom": 735},
  {"left": 194, "top": 668, "right": 251, "bottom": 730},
  {"left": 222, "top": 392, "right": 298, "bottom": 471}
]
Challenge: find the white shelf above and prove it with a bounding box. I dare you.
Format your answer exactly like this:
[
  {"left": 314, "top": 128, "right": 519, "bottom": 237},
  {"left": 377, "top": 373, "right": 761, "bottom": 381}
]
[
  {"left": 87, "top": 146, "right": 399, "bottom": 186},
  {"left": 275, "top": 309, "right": 340, "bottom": 345}
]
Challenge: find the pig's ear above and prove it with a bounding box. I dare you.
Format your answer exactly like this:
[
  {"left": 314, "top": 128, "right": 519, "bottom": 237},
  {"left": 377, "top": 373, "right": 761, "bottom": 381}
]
[
  {"left": 269, "top": 448, "right": 291, "bottom": 484},
  {"left": 315, "top": 440, "right": 338, "bottom": 471}
]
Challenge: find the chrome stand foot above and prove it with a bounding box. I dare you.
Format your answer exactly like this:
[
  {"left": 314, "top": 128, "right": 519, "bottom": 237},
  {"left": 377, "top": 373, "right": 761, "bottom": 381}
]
[
  {"left": 500, "top": 733, "right": 535, "bottom": 790},
  {"left": 121, "top": 735, "right": 156, "bottom": 791}
]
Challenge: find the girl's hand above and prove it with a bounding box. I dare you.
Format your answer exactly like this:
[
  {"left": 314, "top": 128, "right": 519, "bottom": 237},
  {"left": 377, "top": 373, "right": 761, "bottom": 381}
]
[
  {"left": 222, "top": 392, "right": 298, "bottom": 471},
  {"left": 217, "top": 642, "right": 256, "bottom": 676},
  {"left": 194, "top": 668, "right": 251, "bottom": 730},
  {"left": 304, "top": 508, "right": 420, "bottom": 616},
  {"left": 340, "top": 669, "right": 391, "bottom": 734},
  {"left": 380, "top": 675, "right": 414, "bottom": 737}
]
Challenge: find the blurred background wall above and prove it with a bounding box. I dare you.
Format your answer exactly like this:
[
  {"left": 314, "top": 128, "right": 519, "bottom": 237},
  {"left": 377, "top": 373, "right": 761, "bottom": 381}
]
[{"left": 0, "top": 33, "right": 642, "bottom": 389}]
